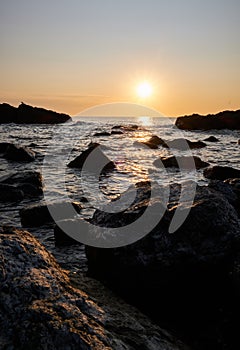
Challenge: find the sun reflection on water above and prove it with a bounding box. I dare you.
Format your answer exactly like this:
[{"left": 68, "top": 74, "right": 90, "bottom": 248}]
[{"left": 137, "top": 116, "right": 153, "bottom": 127}]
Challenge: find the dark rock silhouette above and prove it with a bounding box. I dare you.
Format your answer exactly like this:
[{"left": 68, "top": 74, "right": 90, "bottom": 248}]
[
  {"left": 154, "top": 155, "right": 209, "bottom": 170},
  {"left": 86, "top": 181, "right": 240, "bottom": 349},
  {"left": 68, "top": 142, "right": 115, "bottom": 172},
  {"left": 0, "top": 142, "right": 12, "bottom": 153},
  {"left": 20, "top": 201, "right": 82, "bottom": 227},
  {"left": 238, "top": 139, "right": 240, "bottom": 145},
  {"left": 176, "top": 109, "right": 240, "bottom": 130},
  {"left": 0, "top": 183, "right": 24, "bottom": 202},
  {"left": 204, "top": 165, "right": 240, "bottom": 180},
  {"left": 136, "top": 135, "right": 166, "bottom": 149},
  {"left": 163, "top": 138, "right": 207, "bottom": 150},
  {"left": 110, "top": 130, "right": 124, "bottom": 135},
  {"left": 0, "top": 226, "right": 188, "bottom": 350},
  {"left": 0, "top": 102, "right": 71, "bottom": 124},
  {"left": 4, "top": 143, "right": 35, "bottom": 162},
  {"left": 93, "top": 131, "right": 111, "bottom": 136},
  {"left": 203, "top": 136, "right": 220, "bottom": 142}
]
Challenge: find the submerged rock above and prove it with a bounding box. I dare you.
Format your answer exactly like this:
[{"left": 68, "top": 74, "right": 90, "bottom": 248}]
[
  {"left": 203, "top": 136, "right": 220, "bottom": 142},
  {"left": 86, "top": 182, "right": 240, "bottom": 349},
  {"left": 154, "top": 155, "right": 209, "bottom": 170},
  {"left": 0, "top": 102, "right": 71, "bottom": 124},
  {"left": 204, "top": 165, "right": 240, "bottom": 180},
  {"left": 163, "top": 138, "right": 206, "bottom": 150},
  {"left": 4, "top": 143, "right": 35, "bottom": 162},
  {"left": 175, "top": 109, "right": 240, "bottom": 130},
  {"left": 20, "top": 201, "right": 82, "bottom": 227},
  {"left": 68, "top": 143, "right": 115, "bottom": 172},
  {"left": 0, "top": 226, "right": 188, "bottom": 350},
  {"left": 93, "top": 131, "right": 111, "bottom": 136}
]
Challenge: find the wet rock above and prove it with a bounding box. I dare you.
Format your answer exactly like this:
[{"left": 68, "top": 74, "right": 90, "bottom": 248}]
[
  {"left": 110, "top": 130, "right": 123, "bottom": 135},
  {"left": 93, "top": 131, "right": 111, "bottom": 137},
  {"left": 1, "top": 170, "right": 43, "bottom": 197},
  {"left": 204, "top": 165, "right": 240, "bottom": 180},
  {"left": 154, "top": 155, "right": 209, "bottom": 170},
  {"left": 0, "top": 142, "right": 12, "bottom": 153},
  {"left": 238, "top": 139, "right": 240, "bottom": 145},
  {"left": 86, "top": 183, "right": 240, "bottom": 349},
  {"left": 0, "top": 184, "right": 24, "bottom": 202},
  {"left": 176, "top": 109, "right": 240, "bottom": 130},
  {"left": 54, "top": 219, "right": 82, "bottom": 246},
  {"left": 163, "top": 138, "right": 206, "bottom": 150},
  {"left": 0, "top": 226, "right": 188, "bottom": 350},
  {"left": 136, "top": 135, "right": 166, "bottom": 149},
  {"left": 203, "top": 136, "right": 220, "bottom": 142},
  {"left": 0, "top": 102, "right": 71, "bottom": 124},
  {"left": 4, "top": 144, "right": 35, "bottom": 162},
  {"left": 68, "top": 143, "right": 115, "bottom": 172},
  {"left": 20, "top": 201, "right": 82, "bottom": 227}
]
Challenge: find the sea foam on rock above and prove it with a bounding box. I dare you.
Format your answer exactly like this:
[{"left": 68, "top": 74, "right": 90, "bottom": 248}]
[{"left": 0, "top": 226, "right": 188, "bottom": 350}]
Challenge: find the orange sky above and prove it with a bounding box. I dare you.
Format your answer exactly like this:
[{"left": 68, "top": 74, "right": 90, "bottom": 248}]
[{"left": 1, "top": 0, "right": 240, "bottom": 117}]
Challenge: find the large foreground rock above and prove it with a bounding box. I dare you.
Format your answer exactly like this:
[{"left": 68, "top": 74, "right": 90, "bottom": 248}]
[
  {"left": 0, "top": 226, "right": 188, "bottom": 350},
  {"left": 176, "top": 109, "right": 240, "bottom": 130},
  {"left": 86, "top": 182, "right": 240, "bottom": 349},
  {"left": 0, "top": 102, "right": 71, "bottom": 124}
]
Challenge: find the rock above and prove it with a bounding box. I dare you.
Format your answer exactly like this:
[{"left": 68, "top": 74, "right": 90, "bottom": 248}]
[
  {"left": 0, "top": 102, "right": 71, "bottom": 124},
  {"left": 204, "top": 165, "right": 240, "bottom": 180},
  {"left": 68, "top": 143, "right": 115, "bottom": 172},
  {"left": 136, "top": 135, "right": 166, "bottom": 149},
  {"left": 163, "top": 138, "right": 207, "bottom": 150},
  {"left": 4, "top": 144, "right": 35, "bottom": 162},
  {"left": 54, "top": 219, "right": 82, "bottom": 246},
  {"left": 175, "top": 109, "right": 240, "bottom": 130},
  {"left": 0, "top": 184, "right": 24, "bottom": 202},
  {"left": 238, "top": 139, "right": 240, "bottom": 145},
  {"left": 86, "top": 182, "right": 240, "bottom": 349},
  {"left": 203, "top": 136, "right": 220, "bottom": 142},
  {"left": 154, "top": 156, "right": 210, "bottom": 170},
  {"left": 0, "top": 226, "right": 188, "bottom": 350},
  {"left": 20, "top": 201, "right": 82, "bottom": 227},
  {"left": 110, "top": 130, "right": 123, "bottom": 135},
  {"left": 0, "top": 142, "right": 12, "bottom": 153},
  {"left": 93, "top": 131, "right": 111, "bottom": 136},
  {"left": 1, "top": 170, "right": 43, "bottom": 197}
]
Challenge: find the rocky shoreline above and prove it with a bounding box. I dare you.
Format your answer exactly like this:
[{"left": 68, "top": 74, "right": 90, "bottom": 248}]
[{"left": 0, "top": 116, "right": 240, "bottom": 349}]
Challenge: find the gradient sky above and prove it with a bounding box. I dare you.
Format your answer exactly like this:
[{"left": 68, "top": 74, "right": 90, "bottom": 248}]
[{"left": 1, "top": 0, "right": 240, "bottom": 117}]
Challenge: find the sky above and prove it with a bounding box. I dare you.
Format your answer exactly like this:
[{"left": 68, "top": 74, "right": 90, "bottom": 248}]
[{"left": 0, "top": 0, "right": 240, "bottom": 117}]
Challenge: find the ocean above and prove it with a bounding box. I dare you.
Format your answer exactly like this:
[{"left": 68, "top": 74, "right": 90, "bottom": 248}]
[{"left": 0, "top": 116, "right": 239, "bottom": 271}]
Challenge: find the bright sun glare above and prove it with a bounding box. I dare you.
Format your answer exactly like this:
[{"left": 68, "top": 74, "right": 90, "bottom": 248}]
[{"left": 137, "top": 82, "right": 153, "bottom": 98}]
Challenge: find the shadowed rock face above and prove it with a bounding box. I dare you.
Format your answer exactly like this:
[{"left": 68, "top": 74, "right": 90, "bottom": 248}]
[
  {"left": 175, "top": 109, "right": 240, "bottom": 130},
  {"left": 86, "top": 182, "right": 240, "bottom": 349},
  {"left": 0, "top": 102, "right": 71, "bottom": 124},
  {"left": 204, "top": 165, "right": 240, "bottom": 180},
  {"left": 0, "top": 226, "right": 188, "bottom": 350},
  {"left": 154, "top": 155, "right": 209, "bottom": 170}
]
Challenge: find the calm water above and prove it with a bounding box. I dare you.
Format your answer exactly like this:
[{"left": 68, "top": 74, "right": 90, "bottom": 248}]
[{"left": 0, "top": 116, "right": 239, "bottom": 271}]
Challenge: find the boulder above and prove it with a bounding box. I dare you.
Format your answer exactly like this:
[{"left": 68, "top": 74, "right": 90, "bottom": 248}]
[
  {"left": 175, "top": 109, "right": 240, "bottom": 130},
  {"left": 136, "top": 135, "right": 166, "bottom": 149},
  {"left": 0, "top": 142, "right": 12, "bottom": 153},
  {"left": 238, "top": 139, "right": 240, "bottom": 145},
  {"left": 68, "top": 143, "right": 115, "bottom": 172},
  {"left": 0, "top": 170, "right": 43, "bottom": 197},
  {"left": 154, "top": 155, "right": 209, "bottom": 170},
  {"left": 54, "top": 219, "right": 82, "bottom": 246},
  {"left": 163, "top": 138, "right": 206, "bottom": 150},
  {"left": 86, "top": 182, "right": 240, "bottom": 349},
  {"left": 20, "top": 201, "right": 82, "bottom": 227},
  {"left": 0, "top": 184, "right": 24, "bottom": 202},
  {"left": 203, "top": 136, "right": 220, "bottom": 142},
  {"left": 204, "top": 165, "right": 240, "bottom": 180},
  {"left": 0, "top": 226, "right": 188, "bottom": 350},
  {"left": 4, "top": 144, "right": 35, "bottom": 162},
  {"left": 110, "top": 130, "right": 123, "bottom": 135},
  {"left": 0, "top": 102, "right": 71, "bottom": 124},
  {"left": 93, "top": 131, "right": 111, "bottom": 136}
]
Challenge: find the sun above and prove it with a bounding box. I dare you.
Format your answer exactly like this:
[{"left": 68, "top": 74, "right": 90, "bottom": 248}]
[{"left": 137, "top": 82, "right": 153, "bottom": 98}]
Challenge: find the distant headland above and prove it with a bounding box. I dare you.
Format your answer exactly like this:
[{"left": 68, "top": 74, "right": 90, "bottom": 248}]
[
  {"left": 176, "top": 109, "right": 240, "bottom": 130},
  {"left": 0, "top": 102, "right": 71, "bottom": 124}
]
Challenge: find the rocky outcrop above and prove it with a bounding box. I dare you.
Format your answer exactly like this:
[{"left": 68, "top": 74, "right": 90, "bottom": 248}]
[
  {"left": 68, "top": 143, "right": 115, "bottom": 172},
  {"left": 176, "top": 109, "right": 240, "bottom": 130},
  {"left": 0, "top": 226, "right": 188, "bottom": 350},
  {"left": 0, "top": 102, "right": 71, "bottom": 124},
  {"left": 86, "top": 182, "right": 240, "bottom": 349},
  {"left": 0, "top": 170, "right": 43, "bottom": 198},
  {"left": 204, "top": 165, "right": 240, "bottom": 180},
  {"left": 20, "top": 201, "right": 82, "bottom": 227},
  {"left": 154, "top": 155, "right": 209, "bottom": 170},
  {"left": 4, "top": 143, "right": 35, "bottom": 162}
]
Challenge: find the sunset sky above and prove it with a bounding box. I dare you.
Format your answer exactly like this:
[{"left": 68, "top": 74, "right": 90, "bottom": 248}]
[{"left": 1, "top": 0, "right": 240, "bottom": 117}]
